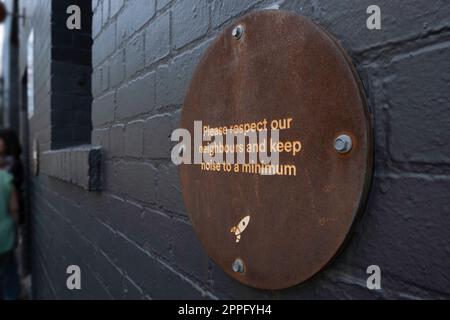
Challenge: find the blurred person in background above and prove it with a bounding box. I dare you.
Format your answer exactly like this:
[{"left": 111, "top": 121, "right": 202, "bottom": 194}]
[{"left": 0, "top": 130, "right": 23, "bottom": 300}]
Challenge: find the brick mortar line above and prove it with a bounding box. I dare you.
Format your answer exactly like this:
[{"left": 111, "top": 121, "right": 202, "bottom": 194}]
[
  {"left": 34, "top": 180, "right": 202, "bottom": 297},
  {"left": 33, "top": 187, "right": 147, "bottom": 298}
]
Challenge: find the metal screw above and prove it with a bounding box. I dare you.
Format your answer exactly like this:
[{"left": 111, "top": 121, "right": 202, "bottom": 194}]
[
  {"left": 232, "top": 258, "right": 245, "bottom": 273},
  {"left": 232, "top": 25, "right": 244, "bottom": 40},
  {"left": 334, "top": 134, "right": 353, "bottom": 154}
]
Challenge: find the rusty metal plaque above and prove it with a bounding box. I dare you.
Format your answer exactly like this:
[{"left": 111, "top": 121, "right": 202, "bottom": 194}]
[{"left": 180, "top": 10, "right": 373, "bottom": 289}]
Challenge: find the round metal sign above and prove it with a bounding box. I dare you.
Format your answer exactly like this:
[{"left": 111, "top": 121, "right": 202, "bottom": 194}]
[{"left": 180, "top": 10, "right": 373, "bottom": 289}]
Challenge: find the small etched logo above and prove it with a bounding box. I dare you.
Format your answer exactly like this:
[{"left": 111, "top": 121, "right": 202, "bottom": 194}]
[{"left": 230, "top": 216, "right": 251, "bottom": 243}]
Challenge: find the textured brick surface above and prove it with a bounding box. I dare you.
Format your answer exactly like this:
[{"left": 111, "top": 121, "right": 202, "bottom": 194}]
[
  {"left": 386, "top": 42, "right": 450, "bottom": 164},
  {"left": 156, "top": 40, "right": 210, "bottom": 107},
  {"left": 110, "top": 0, "right": 124, "bottom": 18},
  {"left": 92, "top": 91, "right": 115, "bottom": 126},
  {"left": 116, "top": 0, "right": 156, "bottom": 46},
  {"left": 341, "top": 176, "right": 450, "bottom": 296},
  {"left": 211, "top": 0, "right": 262, "bottom": 28},
  {"left": 18, "top": 0, "right": 450, "bottom": 299},
  {"left": 145, "top": 12, "right": 170, "bottom": 66},
  {"left": 143, "top": 114, "right": 172, "bottom": 159},
  {"left": 41, "top": 146, "right": 103, "bottom": 191},
  {"left": 316, "top": 0, "right": 450, "bottom": 54},
  {"left": 157, "top": 0, "right": 171, "bottom": 11},
  {"left": 117, "top": 71, "right": 156, "bottom": 120},
  {"left": 109, "top": 49, "right": 125, "bottom": 88},
  {"left": 125, "top": 120, "right": 144, "bottom": 157},
  {"left": 125, "top": 33, "right": 145, "bottom": 79}
]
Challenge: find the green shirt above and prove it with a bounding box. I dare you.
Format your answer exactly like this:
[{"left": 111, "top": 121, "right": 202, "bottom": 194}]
[{"left": 0, "top": 170, "right": 14, "bottom": 254}]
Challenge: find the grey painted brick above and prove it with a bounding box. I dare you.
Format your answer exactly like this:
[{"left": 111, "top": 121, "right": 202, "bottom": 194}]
[
  {"left": 110, "top": 0, "right": 124, "bottom": 17},
  {"left": 110, "top": 124, "right": 125, "bottom": 157},
  {"left": 111, "top": 233, "right": 205, "bottom": 299},
  {"left": 156, "top": 39, "right": 211, "bottom": 107},
  {"left": 89, "top": 247, "right": 145, "bottom": 300},
  {"left": 170, "top": 108, "right": 181, "bottom": 130},
  {"left": 116, "top": 0, "right": 156, "bottom": 46},
  {"left": 109, "top": 49, "right": 125, "bottom": 87},
  {"left": 92, "top": 128, "right": 111, "bottom": 151},
  {"left": 157, "top": 0, "right": 171, "bottom": 11},
  {"left": 102, "top": 196, "right": 145, "bottom": 244},
  {"left": 171, "top": 219, "right": 209, "bottom": 281},
  {"left": 125, "top": 33, "right": 145, "bottom": 79},
  {"left": 101, "top": 64, "right": 110, "bottom": 92},
  {"left": 103, "top": 161, "right": 123, "bottom": 195},
  {"left": 93, "top": 21, "right": 116, "bottom": 67},
  {"left": 172, "top": 0, "right": 209, "bottom": 49},
  {"left": 112, "top": 161, "right": 157, "bottom": 204},
  {"left": 278, "top": 269, "right": 384, "bottom": 299},
  {"left": 155, "top": 64, "right": 170, "bottom": 106},
  {"left": 102, "top": 0, "right": 110, "bottom": 26},
  {"left": 342, "top": 176, "right": 450, "bottom": 295},
  {"left": 143, "top": 114, "right": 172, "bottom": 158},
  {"left": 145, "top": 11, "right": 170, "bottom": 66},
  {"left": 279, "top": 0, "right": 315, "bottom": 18},
  {"left": 93, "top": 91, "right": 115, "bottom": 126},
  {"left": 141, "top": 209, "right": 172, "bottom": 259},
  {"left": 125, "top": 120, "right": 144, "bottom": 157},
  {"left": 86, "top": 210, "right": 119, "bottom": 255},
  {"left": 41, "top": 146, "right": 103, "bottom": 191},
  {"left": 315, "top": 0, "right": 450, "bottom": 54},
  {"left": 117, "top": 71, "right": 156, "bottom": 119},
  {"left": 211, "top": 0, "right": 262, "bottom": 28},
  {"left": 386, "top": 42, "right": 450, "bottom": 164},
  {"left": 91, "top": 66, "right": 102, "bottom": 98},
  {"left": 156, "top": 164, "right": 185, "bottom": 214},
  {"left": 352, "top": 62, "right": 386, "bottom": 167},
  {"left": 93, "top": 5, "right": 103, "bottom": 38},
  {"left": 66, "top": 240, "right": 116, "bottom": 297}
]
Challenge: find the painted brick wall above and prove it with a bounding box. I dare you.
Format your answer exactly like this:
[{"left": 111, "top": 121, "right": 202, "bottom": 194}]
[
  {"left": 24, "top": 0, "right": 450, "bottom": 299},
  {"left": 18, "top": 0, "right": 53, "bottom": 299}
]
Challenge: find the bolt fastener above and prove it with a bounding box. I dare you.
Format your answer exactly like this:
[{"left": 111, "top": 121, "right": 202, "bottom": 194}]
[
  {"left": 232, "top": 25, "right": 244, "bottom": 40},
  {"left": 232, "top": 258, "right": 245, "bottom": 273},
  {"left": 334, "top": 134, "right": 353, "bottom": 154}
]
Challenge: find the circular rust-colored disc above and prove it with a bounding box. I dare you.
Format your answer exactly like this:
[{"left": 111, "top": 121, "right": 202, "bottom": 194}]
[{"left": 180, "top": 10, "right": 373, "bottom": 289}]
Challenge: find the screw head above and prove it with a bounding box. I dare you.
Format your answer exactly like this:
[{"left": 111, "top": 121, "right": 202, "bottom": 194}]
[
  {"left": 232, "top": 25, "right": 244, "bottom": 40},
  {"left": 334, "top": 134, "right": 353, "bottom": 154},
  {"left": 232, "top": 258, "right": 245, "bottom": 273}
]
